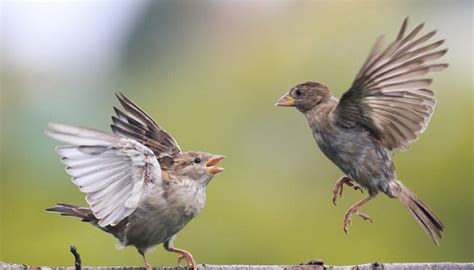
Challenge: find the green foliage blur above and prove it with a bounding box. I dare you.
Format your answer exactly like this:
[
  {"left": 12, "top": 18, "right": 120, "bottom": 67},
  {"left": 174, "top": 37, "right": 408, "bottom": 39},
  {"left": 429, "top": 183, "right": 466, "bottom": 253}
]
[{"left": 1, "top": 0, "right": 473, "bottom": 267}]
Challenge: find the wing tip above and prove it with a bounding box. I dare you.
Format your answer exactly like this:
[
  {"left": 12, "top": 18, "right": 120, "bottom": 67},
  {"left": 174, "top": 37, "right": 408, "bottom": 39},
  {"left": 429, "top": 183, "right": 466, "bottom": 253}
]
[
  {"left": 115, "top": 92, "right": 129, "bottom": 107},
  {"left": 397, "top": 17, "right": 409, "bottom": 40},
  {"left": 115, "top": 91, "right": 125, "bottom": 99},
  {"left": 403, "top": 16, "right": 409, "bottom": 24}
]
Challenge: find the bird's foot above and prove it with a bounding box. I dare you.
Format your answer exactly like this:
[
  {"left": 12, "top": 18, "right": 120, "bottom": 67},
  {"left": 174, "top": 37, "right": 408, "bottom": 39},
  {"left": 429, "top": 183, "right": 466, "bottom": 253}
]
[
  {"left": 332, "top": 176, "right": 362, "bottom": 205},
  {"left": 343, "top": 207, "right": 373, "bottom": 234},
  {"left": 353, "top": 184, "right": 363, "bottom": 193},
  {"left": 175, "top": 249, "right": 197, "bottom": 270}
]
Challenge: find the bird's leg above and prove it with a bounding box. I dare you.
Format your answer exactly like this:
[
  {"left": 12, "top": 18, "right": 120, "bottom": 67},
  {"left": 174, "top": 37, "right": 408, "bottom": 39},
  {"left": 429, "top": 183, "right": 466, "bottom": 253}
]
[
  {"left": 164, "top": 238, "right": 197, "bottom": 270},
  {"left": 332, "top": 176, "right": 362, "bottom": 205},
  {"left": 343, "top": 195, "right": 374, "bottom": 234},
  {"left": 142, "top": 255, "right": 152, "bottom": 270}
]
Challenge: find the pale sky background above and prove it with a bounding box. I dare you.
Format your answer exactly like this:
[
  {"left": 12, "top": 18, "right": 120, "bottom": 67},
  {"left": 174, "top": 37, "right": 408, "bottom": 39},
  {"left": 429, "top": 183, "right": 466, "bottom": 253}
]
[{"left": 1, "top": 1, "right": 471, "bottom": 82}]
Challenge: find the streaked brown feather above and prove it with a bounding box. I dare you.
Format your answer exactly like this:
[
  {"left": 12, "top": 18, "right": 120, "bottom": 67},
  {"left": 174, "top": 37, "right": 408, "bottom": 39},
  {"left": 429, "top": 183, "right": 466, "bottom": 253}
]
[
  {"left": 393, "top": 30, "right": 437, "bottom": 57},
  {"left": 112, "top": 93, "right": 181, "bottom": 157},
  {"left": 334, "top": 18, "right": 447, "bottom": 151}
]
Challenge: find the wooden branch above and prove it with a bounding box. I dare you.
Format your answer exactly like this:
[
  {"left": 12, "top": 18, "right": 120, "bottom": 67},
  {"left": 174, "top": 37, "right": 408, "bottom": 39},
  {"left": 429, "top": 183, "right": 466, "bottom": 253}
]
[
  {"left": 1, "top": 262, "right": 473, "bottom": 270},
  {"left": 69, "top": 246, "right": 81, "bottom": 270}
]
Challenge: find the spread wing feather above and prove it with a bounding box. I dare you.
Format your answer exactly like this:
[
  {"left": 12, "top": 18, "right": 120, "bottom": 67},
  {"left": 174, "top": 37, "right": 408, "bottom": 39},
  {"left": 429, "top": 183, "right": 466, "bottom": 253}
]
[
  {"left": 334, "top": 18, "right": 448, "bottom": 151},
  {"left": 111, "top": 93, "right": 181, "bottom": 157},
  {"left": 46, "top": 122, "right": 162, "bottom": 227}
]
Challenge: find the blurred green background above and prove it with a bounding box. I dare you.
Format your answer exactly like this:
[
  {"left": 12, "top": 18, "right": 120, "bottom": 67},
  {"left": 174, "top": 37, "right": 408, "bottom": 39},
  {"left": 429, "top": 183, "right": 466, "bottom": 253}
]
[{"left": 1, "top": 0, "right": 473, "bottom": 267}]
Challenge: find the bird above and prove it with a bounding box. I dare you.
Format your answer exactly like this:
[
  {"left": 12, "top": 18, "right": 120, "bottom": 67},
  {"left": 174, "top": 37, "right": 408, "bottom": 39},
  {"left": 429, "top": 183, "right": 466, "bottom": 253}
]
[
  {"left": 275, "top": 18, "right": 447, "bottom": 244},
  {"left": 45, "top": 93, "right": 225, "bottom": 270}
]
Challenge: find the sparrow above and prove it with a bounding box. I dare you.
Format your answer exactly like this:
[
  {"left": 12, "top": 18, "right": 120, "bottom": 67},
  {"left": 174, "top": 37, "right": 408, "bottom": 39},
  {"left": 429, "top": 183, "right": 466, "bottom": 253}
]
[
  {"left": 45, "top": 93, "right": 225, "bottom": 270},
  {"left": 275, "top": 18, "right": 447, "bottom": 244}
]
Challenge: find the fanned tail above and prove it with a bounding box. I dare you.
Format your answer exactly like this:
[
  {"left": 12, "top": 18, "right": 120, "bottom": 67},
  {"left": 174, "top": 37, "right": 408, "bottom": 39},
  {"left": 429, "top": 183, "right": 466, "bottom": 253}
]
[{"left": 389, "top": 180, "right": 444, "bottom": 245}]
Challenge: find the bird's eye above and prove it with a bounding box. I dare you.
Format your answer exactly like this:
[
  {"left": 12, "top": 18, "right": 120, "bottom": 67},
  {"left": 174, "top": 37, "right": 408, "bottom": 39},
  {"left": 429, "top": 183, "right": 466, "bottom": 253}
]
[
  {"left": 294, "top": 89, "right": 303, "bottom": 97},
  {"left": 194, "top": 158, "right": 202, "bottom": 164}
]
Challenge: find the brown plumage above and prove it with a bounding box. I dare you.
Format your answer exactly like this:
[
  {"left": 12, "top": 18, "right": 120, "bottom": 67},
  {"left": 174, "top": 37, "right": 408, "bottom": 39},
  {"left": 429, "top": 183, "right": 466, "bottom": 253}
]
[
  {"left": 46, "top": 94, "right": 225, "bottom": 269},
  {"left": 276, "top": 18, "right": 446, "bottom": 244}
]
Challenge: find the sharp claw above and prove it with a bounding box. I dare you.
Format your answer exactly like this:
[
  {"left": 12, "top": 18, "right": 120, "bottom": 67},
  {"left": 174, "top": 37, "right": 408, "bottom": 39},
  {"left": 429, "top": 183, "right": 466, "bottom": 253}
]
[
  {"left": 357, "top": 212, "right": 373, "bottom": 223},
  {"left": 333, "top": 177, "right": 362, "bottom": 206},
  {"left": 332, "top": 192, "right": 338, "bottom": 206},
  {"left": 341, "top": 195, "right": 373, "bottom": 236},
  {"left": 332, "top": 180, "right": 345, "bottom": 206},
  {"left": 343, "top": 210, "right": 373, "bottom": 235},
  {"left": 343, "top": 213, "right": 351, "bottom": 234},
  {"left": 343, "top": 222, "right": 350, "bottom": 235}
]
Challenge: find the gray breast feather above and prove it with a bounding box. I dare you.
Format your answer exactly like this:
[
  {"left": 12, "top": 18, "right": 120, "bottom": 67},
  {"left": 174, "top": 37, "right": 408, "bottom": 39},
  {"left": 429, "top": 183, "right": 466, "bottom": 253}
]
[
  {"left": 122, "top": 179, "right": 206, "bottom": 252},
  {"left": 313, "top": 127, "right": 395, "bottom": 191}
]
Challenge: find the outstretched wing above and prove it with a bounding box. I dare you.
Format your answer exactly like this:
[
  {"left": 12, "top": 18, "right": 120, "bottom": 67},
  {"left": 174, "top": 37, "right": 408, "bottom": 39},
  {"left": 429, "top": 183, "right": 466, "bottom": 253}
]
[
  {"left": 46, "top": 122, "right": 162, "bottom": 227},
  {"left": 111, "top": 93, "right": 181, "bottom": 158},
  {"left": 333, "top": 18, "right": 448, "bottom": 151}
]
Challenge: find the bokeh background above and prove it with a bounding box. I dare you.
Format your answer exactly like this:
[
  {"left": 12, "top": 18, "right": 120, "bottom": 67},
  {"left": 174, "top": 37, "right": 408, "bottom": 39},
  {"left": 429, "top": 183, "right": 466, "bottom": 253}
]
[{"left": 1, "top": 0, "right": 473, "bottom": 267}]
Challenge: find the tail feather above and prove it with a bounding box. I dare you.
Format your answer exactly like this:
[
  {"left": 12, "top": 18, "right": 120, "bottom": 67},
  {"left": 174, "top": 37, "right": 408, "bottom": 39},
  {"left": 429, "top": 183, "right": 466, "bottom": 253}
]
[
  {"left": 47, "top": 203, "right": 127, "bottom": 241},
  {"left": 46, "top": 203, "right": 97, "bottom": 223},
  {"left": 389, "top": 180, "right": 444, "bottom": 245}
]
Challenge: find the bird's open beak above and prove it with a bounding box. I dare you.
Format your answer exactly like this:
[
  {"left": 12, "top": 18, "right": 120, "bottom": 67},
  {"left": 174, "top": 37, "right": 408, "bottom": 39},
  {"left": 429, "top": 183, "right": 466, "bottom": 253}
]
[
  {"left": 275, "top": 93, "right": 295, "bottom": 107},
  {"left": 206, "top": 155, "right": 225, "bottom": 174}
]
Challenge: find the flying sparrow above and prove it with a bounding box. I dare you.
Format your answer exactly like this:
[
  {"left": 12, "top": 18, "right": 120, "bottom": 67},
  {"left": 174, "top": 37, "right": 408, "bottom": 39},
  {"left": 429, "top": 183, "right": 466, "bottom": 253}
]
[
  {"left": 46, "top": 93, "right": 225, "bottom": 269},
  {"left": 276, "top": 18, "right": 446, "bottom": 244}
]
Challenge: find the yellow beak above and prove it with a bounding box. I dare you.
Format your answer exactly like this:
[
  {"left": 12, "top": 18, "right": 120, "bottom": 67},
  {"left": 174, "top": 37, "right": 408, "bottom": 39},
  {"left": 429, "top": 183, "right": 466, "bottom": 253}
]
[
  {"left": 275, "top": 93, "right": 296, "bottom": 107},
  {"left": 206, "top": 155, "right": 225, "bottom": 174}
]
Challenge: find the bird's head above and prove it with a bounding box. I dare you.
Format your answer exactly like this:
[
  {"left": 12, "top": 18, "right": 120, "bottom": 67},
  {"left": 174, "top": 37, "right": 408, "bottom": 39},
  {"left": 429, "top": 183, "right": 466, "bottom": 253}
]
[
  {"left": 275, "top": 81, "right": 331, "bottom": 113},
  {"left": 161, "top": 152, "right": 225, "bottom": 185}
]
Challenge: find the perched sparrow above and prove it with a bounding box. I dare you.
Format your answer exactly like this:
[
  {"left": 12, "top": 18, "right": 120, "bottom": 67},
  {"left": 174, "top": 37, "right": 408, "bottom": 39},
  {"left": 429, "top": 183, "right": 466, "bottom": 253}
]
[
  {"left": 46, "top": 93, "right": 224, "bottom": 269},
  {"left": 276, "top": 18, "right": 447, "bottom": 244}
]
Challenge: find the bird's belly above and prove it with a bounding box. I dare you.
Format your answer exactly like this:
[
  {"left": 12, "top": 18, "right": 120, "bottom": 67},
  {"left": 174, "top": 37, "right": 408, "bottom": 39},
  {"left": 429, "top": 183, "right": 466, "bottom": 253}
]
[
  {"left": 124, "top": 203, "right": 193, "bottom": 251},
  {"left": 123, "top": 186, "right": 206, "bottom": 251},
  {"left": 313, "top": 129, "right": 395, "bottom": 192}
]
